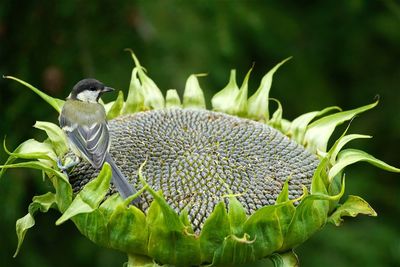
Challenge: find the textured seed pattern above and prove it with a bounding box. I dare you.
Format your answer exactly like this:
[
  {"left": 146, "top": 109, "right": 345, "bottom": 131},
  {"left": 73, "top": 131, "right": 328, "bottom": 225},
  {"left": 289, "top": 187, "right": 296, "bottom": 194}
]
[{"left": 68, "top": 109, "right": 319, "bottom": 232}]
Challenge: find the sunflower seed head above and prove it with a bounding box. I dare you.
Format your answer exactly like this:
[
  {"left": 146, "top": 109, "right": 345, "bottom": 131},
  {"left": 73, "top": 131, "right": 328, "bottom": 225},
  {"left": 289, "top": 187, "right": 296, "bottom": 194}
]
[{"left": 68, "top": 108, "right": 319, "bottom": 232}]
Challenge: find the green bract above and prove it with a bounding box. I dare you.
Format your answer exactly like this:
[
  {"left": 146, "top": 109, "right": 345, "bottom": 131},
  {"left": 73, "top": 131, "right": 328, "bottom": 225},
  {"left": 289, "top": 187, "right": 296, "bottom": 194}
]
[{"left": 2, "top": 52, "right": 399, "bottom": 267}]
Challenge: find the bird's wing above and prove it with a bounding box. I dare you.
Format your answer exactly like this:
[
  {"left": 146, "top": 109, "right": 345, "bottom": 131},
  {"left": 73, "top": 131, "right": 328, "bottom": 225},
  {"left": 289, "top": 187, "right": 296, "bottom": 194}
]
[{"left": 60, "top": 114, "right": 110, "bottom": 169}]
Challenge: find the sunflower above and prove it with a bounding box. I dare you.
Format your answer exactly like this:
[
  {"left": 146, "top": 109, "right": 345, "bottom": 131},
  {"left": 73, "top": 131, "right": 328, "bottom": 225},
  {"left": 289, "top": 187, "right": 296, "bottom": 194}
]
[{"left": 1, "top": 51, "right": 399, "bottom": 267}]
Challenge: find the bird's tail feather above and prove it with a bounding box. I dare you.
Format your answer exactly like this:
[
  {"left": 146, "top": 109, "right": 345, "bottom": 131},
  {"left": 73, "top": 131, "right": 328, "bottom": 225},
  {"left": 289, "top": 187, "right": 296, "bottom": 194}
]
[{"left": 105, "top": 153, "right": 140, "bottom": 203}]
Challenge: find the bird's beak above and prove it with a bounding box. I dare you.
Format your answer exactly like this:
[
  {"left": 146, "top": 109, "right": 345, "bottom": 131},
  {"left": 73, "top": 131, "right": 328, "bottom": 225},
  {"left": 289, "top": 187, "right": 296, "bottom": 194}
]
[{"left": 102, "top": 86, "right": 115, "bottom": 93}]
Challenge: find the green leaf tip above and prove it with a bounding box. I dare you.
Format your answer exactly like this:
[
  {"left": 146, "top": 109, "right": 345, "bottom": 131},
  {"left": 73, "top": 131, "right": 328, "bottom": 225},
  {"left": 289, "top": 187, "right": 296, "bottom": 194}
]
[
  {"left": 0, "top": 137, "right": 16, "bottom": 180},
  {"left": 329, "top": 148, "right": 400, "bottom": 181},
  {"left": 14, "top": 214, "right": 35, "bottom": 257},
  {"left": 4, "top": 75, "right": 64, "bottom": 113},
  {"left": 56, "top": 163, "right": 112, "bottom": 225},
  {"left": 124, "top": 48, "right": 143, "bottom": 70},
  {"left": 328, "top": 195, "right": 377, "bottom": 226},
  {"left": 211, "top": 66, "right": 253, "bottom": 116},
  {"left": 234, "top": 66, "right": 252, "bottom": 116},
  {"left": 0, "top": 161, "right": 68, "bottom": 184},
  {"left": 166, "top": 89, "right": 182, "bottom": 108},
  {"left": 107, "top": 90, "right": 125, "bottom": 119},
  {"left": 211, "top": 69, "right": 240, "bottom": 114},
  {"left": 125, "top": 49, "right": 165, "bottom": 110},
  {"left": 328, "top": 134, "right": 372, "bottom": 165},
  {"left": 124, "top": 68, "right": 145, "bottom": 114},
  {"left": 304, "top": 100, "right": 378, "bottom": 153},
  {"left": 288, "top": 106, "right": 342, "bottom": 144},
  {"left": 268, "top": 98, "right": 283, "bottom": 129},
  {"left": 2, "top": 138, "right": 56, "bottom": 163},
  {"left": 247, "top": 57, "right": 292, "bottom": 121},
  {"left": 34, "top": 121, "right": 68, "bottom": 157},
  {"left": 183, "top": 74, "right": 206, "bottom": 109},
  {"left": 14, "top": 192, "right": 56, "bottom": 257}
]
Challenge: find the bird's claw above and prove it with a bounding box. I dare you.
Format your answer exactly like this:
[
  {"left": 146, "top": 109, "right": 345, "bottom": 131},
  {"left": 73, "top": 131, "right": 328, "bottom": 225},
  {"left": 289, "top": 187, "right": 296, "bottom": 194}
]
[
  {"left": 57, "top": 158, "right": 67, "bottom": 172},
  {"left": 57, "top": 157, "right": 80, "bottom": 174}
]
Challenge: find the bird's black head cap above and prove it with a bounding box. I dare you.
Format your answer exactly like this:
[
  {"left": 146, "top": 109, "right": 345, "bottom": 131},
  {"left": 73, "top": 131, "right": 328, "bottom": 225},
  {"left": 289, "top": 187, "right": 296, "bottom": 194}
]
[{"left": 69, "top": 78, "right": 114, "bottom": 101}]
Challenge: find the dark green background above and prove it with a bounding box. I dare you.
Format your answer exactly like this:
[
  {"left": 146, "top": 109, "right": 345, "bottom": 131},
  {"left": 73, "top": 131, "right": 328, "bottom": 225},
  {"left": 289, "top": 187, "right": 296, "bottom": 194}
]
[{"left": 1, "top": 1, "right": 399, "bottom": 266}]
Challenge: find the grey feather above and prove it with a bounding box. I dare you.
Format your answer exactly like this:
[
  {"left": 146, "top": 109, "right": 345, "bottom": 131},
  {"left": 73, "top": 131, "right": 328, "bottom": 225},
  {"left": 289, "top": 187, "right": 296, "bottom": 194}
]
[
  {"left": 59, "top": 100, "right": 139, "bottom": 202},
  {"left": 105, "top": 153, "right": 139, "bottom": 202},
  {"left": 60, "top": 113, "right": 109, "bottom": 169}
]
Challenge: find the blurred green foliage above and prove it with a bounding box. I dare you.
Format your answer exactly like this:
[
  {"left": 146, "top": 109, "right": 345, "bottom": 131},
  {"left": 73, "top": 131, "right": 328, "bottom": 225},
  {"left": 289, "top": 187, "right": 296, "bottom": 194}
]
[{"left": 1, "top": 1, "right": 399, "bottom": 266}]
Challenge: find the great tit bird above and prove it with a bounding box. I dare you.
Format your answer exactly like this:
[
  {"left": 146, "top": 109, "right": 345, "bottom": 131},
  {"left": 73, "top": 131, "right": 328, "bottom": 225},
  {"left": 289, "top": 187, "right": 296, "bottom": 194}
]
[{"left": 59, "top": 78, "right": 138, "bottom": 202}]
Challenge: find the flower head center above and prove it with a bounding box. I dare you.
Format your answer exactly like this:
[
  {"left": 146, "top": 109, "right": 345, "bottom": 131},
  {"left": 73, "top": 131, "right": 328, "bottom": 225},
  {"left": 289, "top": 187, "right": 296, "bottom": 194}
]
[{"left": 68, "top": 108, "right": 318, "bottom": 232}]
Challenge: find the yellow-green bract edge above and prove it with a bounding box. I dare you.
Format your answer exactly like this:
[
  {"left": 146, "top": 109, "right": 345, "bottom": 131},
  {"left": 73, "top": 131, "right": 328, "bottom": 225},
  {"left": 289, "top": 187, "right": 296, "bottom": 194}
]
[{"left": 1, "top": 50, "right": 399, "bottom": 267}]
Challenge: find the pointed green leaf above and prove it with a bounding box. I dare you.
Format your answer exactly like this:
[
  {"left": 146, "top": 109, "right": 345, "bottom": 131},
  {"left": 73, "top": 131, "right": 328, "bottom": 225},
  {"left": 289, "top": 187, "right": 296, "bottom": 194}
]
[
  {"left": 3, "top": 138, "right": 56, "bottom": 161},
  {"left": 72, "top": 211, "right": 110, "bottom": 247},
  {"left": 137, "top": 164, "right": 185, "bottom": 232},
  {"left": 211, "top": 233, "right": 256, "bottom": 266},
  {"left": 0, "top": 161, "right": 68, "bottom": 183},
  {"left": 146, "top": 195, "right": 201, "bottom": 266},
  {"left": 276, "top": 180, "right": 290, "bottom": 204},
  {"left": 14, "top": 214, "right": 35, "bottom": 257},
  {"left": 268, "top": 98, "right": 283, "bottom": 130},
  {"left": 123, "top": 68, "right": 146, "bottom": 114},
  {"left": 107, "top": 90, "right": 125, "bottom": 119},
  {"left": 228, "top": 197, "right": 247, "bottom": 235},
  {"left": 211, "top": 67, "right": 251, "bottom": 116},
  {"left": 183, "top": 74, "right": 206, "bottom": 109},
  {"left": 211, "top": 68, "right": 253, "bottom": 117},
  {"left": 103, "top": 100, "right": 114, "bottom": 114},
  {"left": 56, "top": 163, "right": 112, "bottom": 225},
  {"left": 69, "top": 198, "right": 116, "bottom": 247},
  {"left": 304, "top": 101, "right": 378, "bottom": 153},
  {"left": 247, "top": 58, "right": 291, "bottom": 121},
  {"left": 243, "top": 203, "right": 291, "bottom": 259},
  {"left": 234, "top": 67, "right": 251, "bottom": 116},
  {"left": 108, "top": 203, "right": 148, "bottom": 255},
  {"left": 34, "top": 121, "right": 68, "bottom": 156},
  {"left": 282, "top": 179, "right": 345, "bottom": 251},
  {"left": 329, "top": 148, "right": 400, "bottom": 181},
  {"left": 289, "top": 106, "right": 341, "bottom": 144},
  {"left": 179, "top": 209, "right": 193, "bottom": 229},
  {"left": 281, "top": 197, "right": 328, "bottom": 250},
  {"left": 14, "top": 192, "right": 56, "bottom": 257},
  {"left": 0, "top": 152, "right": 16, "bottom": 180},
  {"left": 280, "top": 119, "right": 292, "bottom": 135},
  {"left": 211, "top": 70, "right": 239, "bottom": 113},
  {"left": 199, "top": 202, "right": 231, "bottom": 262},
  {"left": 31, "top": 192, "right": 57, "bottom": 213},
  {"left": 328, "top": 195, "right": 377, "bottom": 226},
  {"left": 311, "top": 157, "right": 330, "bottom": 195},
  {"left": 126, "top": 49, "right": 165, "bottom": 109},
  {"left": 328, "top": 134, "right": 372, "bottom": 165},
  {"left": 95, "top": 194, "right": 120, "bottom": 218},
  {"left": 328, "top": 173, "right": 342, "bottom": 196},
  {"left": 4, "top": 76, "right": 64, "bottom": 113},
  {"left": 51, "top": 170, "right": 73, "bottom": 213},
  {"left": 136, "top": 163, "right": 201, "bottom": 266},
  {"left": 166, "top": 89, "right": 182, "bottom": 108},
  {"left": 141, "top": 76, "right": 165, "bottom": 110}
]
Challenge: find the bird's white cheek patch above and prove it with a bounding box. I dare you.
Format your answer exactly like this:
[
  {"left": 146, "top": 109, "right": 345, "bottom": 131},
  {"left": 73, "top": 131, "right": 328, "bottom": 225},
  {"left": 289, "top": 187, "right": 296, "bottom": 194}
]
[{"left": 76, "top": 90, "right": 100, "bottom": 102}]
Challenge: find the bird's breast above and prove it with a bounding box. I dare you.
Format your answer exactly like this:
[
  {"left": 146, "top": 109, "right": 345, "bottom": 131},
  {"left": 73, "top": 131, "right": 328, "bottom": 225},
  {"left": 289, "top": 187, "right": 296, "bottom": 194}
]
[{"left": 61, "top": 100, "right": 107, "bottom": 126}]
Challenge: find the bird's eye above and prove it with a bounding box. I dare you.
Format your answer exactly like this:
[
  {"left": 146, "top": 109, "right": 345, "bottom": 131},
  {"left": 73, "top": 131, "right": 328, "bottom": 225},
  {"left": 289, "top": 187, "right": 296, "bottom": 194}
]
[{"left": 89, "top": 87, "right": 96, "bottom": 91}]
